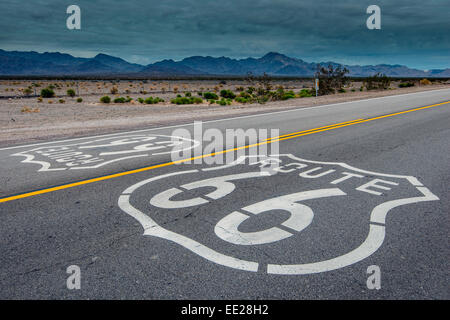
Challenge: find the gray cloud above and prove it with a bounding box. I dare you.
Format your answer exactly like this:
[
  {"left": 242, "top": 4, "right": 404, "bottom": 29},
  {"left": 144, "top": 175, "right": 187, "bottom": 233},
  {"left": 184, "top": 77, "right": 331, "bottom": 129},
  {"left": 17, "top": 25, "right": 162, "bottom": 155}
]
[{"left": 0, "top": 0, "right": 448, "bottom": 69}]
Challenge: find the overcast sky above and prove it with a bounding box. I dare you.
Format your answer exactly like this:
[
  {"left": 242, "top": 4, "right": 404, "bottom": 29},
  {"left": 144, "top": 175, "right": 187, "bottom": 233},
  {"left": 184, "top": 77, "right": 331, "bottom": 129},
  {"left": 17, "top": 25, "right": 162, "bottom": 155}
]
[{"left": 0, "top": 0, "right": 448, "bottom": 69}]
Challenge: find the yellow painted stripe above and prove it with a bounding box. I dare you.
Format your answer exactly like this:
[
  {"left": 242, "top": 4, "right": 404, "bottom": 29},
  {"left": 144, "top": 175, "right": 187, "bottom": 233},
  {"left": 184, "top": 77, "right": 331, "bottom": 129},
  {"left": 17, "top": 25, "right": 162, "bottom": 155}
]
[
  {"left": 0, "top": 100, "right": 448, "bottom": 204},
  {"left": 264, "top": 119, "right": 364, "bottom": 141}
]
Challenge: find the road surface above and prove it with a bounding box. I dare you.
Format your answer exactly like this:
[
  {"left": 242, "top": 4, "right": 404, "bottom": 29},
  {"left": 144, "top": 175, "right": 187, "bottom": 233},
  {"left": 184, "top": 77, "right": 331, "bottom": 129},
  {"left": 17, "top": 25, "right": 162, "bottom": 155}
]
[{"left": 0, "top": 89, "right": 449, "bottom": 299}]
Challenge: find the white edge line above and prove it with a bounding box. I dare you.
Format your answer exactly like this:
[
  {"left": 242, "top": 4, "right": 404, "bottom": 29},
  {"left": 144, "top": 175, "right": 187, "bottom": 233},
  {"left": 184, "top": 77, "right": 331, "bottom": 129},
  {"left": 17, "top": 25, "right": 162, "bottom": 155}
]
[{"left": 1, "top": 88, "right": 449, "bottom": 152}]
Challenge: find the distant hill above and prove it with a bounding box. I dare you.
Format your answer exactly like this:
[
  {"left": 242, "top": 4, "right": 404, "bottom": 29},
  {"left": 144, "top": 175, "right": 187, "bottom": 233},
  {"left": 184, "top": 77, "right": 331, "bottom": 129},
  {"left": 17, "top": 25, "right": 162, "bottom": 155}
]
[{"left": 0, "top": 49, "right": 448, "bottom": 77}]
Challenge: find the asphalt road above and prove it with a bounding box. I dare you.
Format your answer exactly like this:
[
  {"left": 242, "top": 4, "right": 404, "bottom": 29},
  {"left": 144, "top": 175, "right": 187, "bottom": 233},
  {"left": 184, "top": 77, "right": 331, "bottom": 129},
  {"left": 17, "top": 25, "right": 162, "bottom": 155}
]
[{"left": 0, "top": 88, "right": 449, "bottom": 299}]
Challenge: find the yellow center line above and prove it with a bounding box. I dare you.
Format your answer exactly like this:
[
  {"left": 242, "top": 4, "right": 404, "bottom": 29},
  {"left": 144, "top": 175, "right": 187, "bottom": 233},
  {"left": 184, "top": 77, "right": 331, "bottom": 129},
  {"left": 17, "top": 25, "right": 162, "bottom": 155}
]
[
  {"left": 0, "top": 100, "right": 448, "bottom": 204},
  {"left": 264, "top": 119, "right": 364, "bottom": 141}
]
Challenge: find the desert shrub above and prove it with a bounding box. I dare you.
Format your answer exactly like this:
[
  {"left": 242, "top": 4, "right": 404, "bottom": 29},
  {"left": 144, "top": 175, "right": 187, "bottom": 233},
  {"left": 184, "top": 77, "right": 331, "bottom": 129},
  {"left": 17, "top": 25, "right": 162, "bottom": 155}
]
[
  {"left": 235, "top": 86, "right": 245, "bottom": 92},
  {"left": 282, "top": 90, "right": 296, "bottom": 100},
  {"left": 247, "top": 87, "right": 256, "bottom": 94},
  {"left": 267, "top": 87, "right": 295, "bottom": 101},
  {"left": 316, "top": 64, "right": 349, "bottom": 95},
  {"left": 114, "top": 97, "right": 126, "bottom": 103},
  {"left": 185, "top": 92, "right": 192, "bottom": 97},
  {"left": 40, "top": 88, "right": 55, "bottom": 98},
  {"left": 48, "top": 85, "right": 55, "bottom": 90},
  {"left": 399, "top": 82, "right": 415, "bottom": 88},
  {"left": 76, "top": 98, "right": 83, "bottom": 103},
  {"left": 338, "top": 88, "right": 346, "bottom": 93},
  {"left": 257, "top": 73, "right": 273, "bottom": 93},
  {"left": 100, "top": 96, "right": 111, "bottom": 103},
  {"left": 23, "top": 88, "right": 33, "bottom": 96},
  {"left": 256, "top": 95, "right": 270, "bottom": 104},
  {"left": 420, "top": 78, "right": 432, "bottom": 85},
  {"left": 144, "top": 97, "right": 164, "bottom": 104},
  {"left": 217, "top": 98, "right": 230, "bottom": 106},
  {"left": 351, "top": 88, "right": 356, "bottom": 92},
  {"left": 220, "top": 90, "right": 236, "bottom": 99},
  {"left": 298, "top": 89, "right": 313, "bottom": 98},
  {"left": 235, "top": 97, "right": 249, "bottom": 104},
  {"left": 170, "top": 97, "right": 203, "bottom": 105},
  {"left": 59, "top": 99, "right": 65, "bottom": 103},
  {"left": 203, "top": 92, "right": 218, "bottom": 100},
  {"left": 37, "top": 97, "right": 43, "bottom": 103},
  {"left": 67, "top": 89, "right": 76, "bottom": 97},
  {"left": 137, "top": 98, "right": 144, "bottom": 104},
  {"left": 110, "top": 87, "right": 118, "bottom": 94},
  {"left": 363, "top": 73, "right": 391, "bottom": 90},
  {"left": 21, "top": 106, "right": 40, "bottom": 113}
]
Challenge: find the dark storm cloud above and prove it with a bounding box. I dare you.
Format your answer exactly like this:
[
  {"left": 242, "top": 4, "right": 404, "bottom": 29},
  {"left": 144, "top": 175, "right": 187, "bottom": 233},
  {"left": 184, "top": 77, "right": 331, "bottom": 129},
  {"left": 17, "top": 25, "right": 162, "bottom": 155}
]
[{"left": 0, "top": 0, "right": 448, "bottom": 69}]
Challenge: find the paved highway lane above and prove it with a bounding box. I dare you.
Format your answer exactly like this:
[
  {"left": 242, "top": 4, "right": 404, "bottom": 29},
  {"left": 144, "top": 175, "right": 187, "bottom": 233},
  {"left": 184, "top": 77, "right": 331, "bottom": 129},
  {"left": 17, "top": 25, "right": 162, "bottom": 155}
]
[{"left": 0, "top": 89, "right": 449, "bottom": 299}]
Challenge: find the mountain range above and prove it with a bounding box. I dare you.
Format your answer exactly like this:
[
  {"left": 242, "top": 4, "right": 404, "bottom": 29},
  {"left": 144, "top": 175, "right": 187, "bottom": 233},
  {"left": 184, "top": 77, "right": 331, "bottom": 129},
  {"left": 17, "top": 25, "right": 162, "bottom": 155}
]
[{"left": 0, "top": 49, "right": 449, "bottom": 77}]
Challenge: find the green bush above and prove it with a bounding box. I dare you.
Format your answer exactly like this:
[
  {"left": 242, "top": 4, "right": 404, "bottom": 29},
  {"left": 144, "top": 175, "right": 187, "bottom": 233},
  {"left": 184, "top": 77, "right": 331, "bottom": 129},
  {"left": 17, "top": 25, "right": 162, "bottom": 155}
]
[
  {"left": 137, "top": 98, "right": 144, "bottom": 104},
  {"left": 220, "top": 89, "right": 236, "bottom": 99},
  {"left": 235, "top": 97, "right": 249, "bottom": 104},
  {"left": 399, "top": 82, "right": 415, "bottom": 88},
  {"left": 40, "top": 88, "right": 55, "bottom": 98},
  {"left": 145, "top": 97, "right": 164, "bottom": 104},
  {"left": 218, "top": 99, "right": 228, "bottom": 106},
  {"left": 170, "top": 97, "right": 203, "bottom": 105},
  {"left": 282, "top": 90, "right": 296, "bottom": 100},
  {"left": 67, "top": 89, "right": 76, "bottom": 97},
  {"left": 185, "top": 92, "right": 192, "bottom": 97},
  {"left": 100, "top": 96, "right": 111, "bottom": 104},
  {"left": 23, "top": 88, "right": 33, "bottom": 96},
  {"left": 298, "top": 89, "right": 313, "bottom": 98},
  {"left": 203, "top": 92, "right": 219, "bottom": 100},
  {"left": 114, "top": 97, "right": 126, "bottom": 103},
  {"left": 239, "top": 92, "right": 251, "bottom": 98},
  {"left": 76, "top": 98, "right": 83, "bottom": 103}
]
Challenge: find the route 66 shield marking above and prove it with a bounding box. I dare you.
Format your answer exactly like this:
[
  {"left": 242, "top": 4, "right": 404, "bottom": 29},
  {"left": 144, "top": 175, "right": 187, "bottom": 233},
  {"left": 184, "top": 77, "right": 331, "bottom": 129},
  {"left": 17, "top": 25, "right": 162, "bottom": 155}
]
[
  {"left": 118, "top": 154, "right": 439, "bottom": 275},
  {"left": 12, "top": 134, "right": 199, "bottom": 171}
]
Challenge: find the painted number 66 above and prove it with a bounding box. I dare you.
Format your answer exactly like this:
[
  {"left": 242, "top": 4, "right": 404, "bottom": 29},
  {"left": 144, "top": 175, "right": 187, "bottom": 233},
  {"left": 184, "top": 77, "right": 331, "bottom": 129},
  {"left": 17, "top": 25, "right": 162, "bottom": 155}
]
[{"left": 149, "top": 172, "right": 346, "bottom": 245}]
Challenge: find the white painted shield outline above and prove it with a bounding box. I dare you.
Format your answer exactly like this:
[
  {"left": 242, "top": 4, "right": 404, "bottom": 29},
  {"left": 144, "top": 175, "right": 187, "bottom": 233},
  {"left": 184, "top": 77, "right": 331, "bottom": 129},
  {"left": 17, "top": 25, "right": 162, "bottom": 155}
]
[
  {"left": 11, "top": 134, "right": 199, "bottom": 172},
  {"left": 118, "top": 154, "right": 439, "bottom": 275}
]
